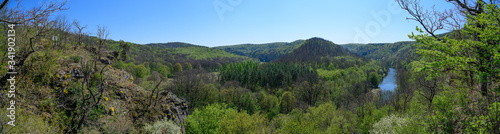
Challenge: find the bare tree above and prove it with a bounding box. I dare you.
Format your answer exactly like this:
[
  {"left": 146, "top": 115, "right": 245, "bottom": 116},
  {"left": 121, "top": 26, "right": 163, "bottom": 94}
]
[
  {"left": 0, "top": 0, "right": 68, "bottom": 24},
  {"left": 0, "top": 0, "right": 67, "bottom": 88},
  {"left": 93, "top": 25, "right": 110, "bottom": 70},
  {"left": 53, "top": 15, "right": 71, "bottom": 48},
  {"left": 68, "top": 61, "right": 107, "bottom": 133},
  {"left": 396, "top": 0, "right": 500, "bottom": 98},
  {"left": 96, "top": 25, "right": 110, "bottom": 50},
  {"left": 72, "top": 19, "right": 87, "bottom": 47}
]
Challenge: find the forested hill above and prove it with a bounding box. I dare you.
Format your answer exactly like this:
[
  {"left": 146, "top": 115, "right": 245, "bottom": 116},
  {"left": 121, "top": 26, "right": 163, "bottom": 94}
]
[
  {"left": 214, "top": 40, "right": 305, "bottom": 62},
  {"left": 105, "top": 40, "right": 254, "bottom": 71},
  {"left": 145, "top": 42, "right": 200, "bottom": 48},
  {"left": 341, "top": 41, "right": 417, "bottom": 67},
  {"left": 275, "top": 37, "right": 368, "bottom": 69}
]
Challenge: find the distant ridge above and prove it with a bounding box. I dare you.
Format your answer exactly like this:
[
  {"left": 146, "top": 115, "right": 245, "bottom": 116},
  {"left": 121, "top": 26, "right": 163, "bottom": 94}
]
[
  {"left": 214, "top": 40, "right": 305, "bottom": 62},
  {"left": 145, "top": 42, "right": 202, "bottom": 48},
  {"left": 275, "top": 37, "right": 361, "bottom": 62}
]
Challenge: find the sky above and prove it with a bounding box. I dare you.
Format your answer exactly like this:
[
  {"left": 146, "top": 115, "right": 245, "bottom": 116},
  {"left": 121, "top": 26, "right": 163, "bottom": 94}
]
[{"left": 16, "top": 0, "right": 455, "bottom": 47}]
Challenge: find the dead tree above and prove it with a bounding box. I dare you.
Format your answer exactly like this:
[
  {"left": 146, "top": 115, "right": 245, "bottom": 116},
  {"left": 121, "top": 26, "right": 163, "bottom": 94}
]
[
  {"left": 0, "top": 0, "right": 67, "bottom": 89},
  {"left": 72, "top": 19, "right": 87, "bottom": 47},
  {"left": 396, "top": 0, "right": 499, "bottom": 97},
  {"left": 68, "top": 60, "right": 107, "bottom": 133}
]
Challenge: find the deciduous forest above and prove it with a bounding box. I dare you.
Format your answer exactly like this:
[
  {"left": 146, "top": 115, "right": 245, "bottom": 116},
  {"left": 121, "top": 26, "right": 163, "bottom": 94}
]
[{"left": 0, "top": 0, "right": 499, "bottom": 133}]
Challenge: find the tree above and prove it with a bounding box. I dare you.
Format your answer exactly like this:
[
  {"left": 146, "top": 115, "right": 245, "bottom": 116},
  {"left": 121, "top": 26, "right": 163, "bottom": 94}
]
[
  {"left": 280, "top": 91, "right": 295, "bottom": 113},
  {"left": 185, "top": 63, "right": 193, "bottom": 70},
  {"left": 73, "top": 19, "right": 87, "bottom": 47},
  {"left": 397, "top": 1, "right": 500, "bottom": 133},
  {"left": 68, "top": 60, "right": 108, "bottom": 133},
  {"left": 369, "top": 72, "right": 379, "bottom": 88},
  {"left": 96, "top": 25, "right": 109, "bottom": 53},
  {"left": 397, "top": 0, "right": 500, "bottom": 98},
  {"left": 173, "top": 63, "right": 183, "bottom": 72},
  {"left": 0, "top": 0, "right": 68, "bottom": 24},
  {"left": 53, "top": 15, "right": 71, "bottom": 49},
  {"left": 293, "top": 80, "right": 329, "bottom": 106},
  {"left": 0, "top": 0, "right": 68, "bottom": 89},
  {"left": 119, "top": 40, "right": 130, "bottom": 61}
]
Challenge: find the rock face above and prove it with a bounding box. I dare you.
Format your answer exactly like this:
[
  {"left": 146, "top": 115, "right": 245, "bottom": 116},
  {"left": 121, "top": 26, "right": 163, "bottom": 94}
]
[
  {"left": 54, "top": 63, "right": 85, "bottom": 94},
  {"left": 54, "top": 59, "right": 190, "bottom": 131},
  {"left": 160, "top": 91, "right": 189, "bottom": 125},
  {"left": 102, "top": 67, "right": 189, "bottom": 128}
]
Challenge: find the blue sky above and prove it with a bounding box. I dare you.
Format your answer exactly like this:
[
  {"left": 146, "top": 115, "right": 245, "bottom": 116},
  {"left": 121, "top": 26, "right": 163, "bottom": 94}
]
[{"left": 18, "top": 0, "right": 454, "bottom": 47}]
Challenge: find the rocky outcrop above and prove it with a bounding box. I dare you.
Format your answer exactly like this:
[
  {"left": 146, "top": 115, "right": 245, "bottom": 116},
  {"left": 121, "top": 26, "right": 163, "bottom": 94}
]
[
  {"left": 54, "top": 63, "right": 85, "bottom": 94},
  {"left": 160, "top": 91, "right": 189, "bottom": 125}
]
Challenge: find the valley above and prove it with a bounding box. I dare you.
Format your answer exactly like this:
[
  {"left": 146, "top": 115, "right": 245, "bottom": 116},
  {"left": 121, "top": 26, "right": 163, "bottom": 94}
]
[{"left": 1, "top": 0, "right": 499, "bottom": 133}]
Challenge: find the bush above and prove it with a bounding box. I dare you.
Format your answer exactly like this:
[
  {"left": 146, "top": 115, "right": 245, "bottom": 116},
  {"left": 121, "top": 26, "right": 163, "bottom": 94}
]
[
  {"left": 0, "top": 108, "right": 59, "bottom": 133},
  {"left": 220, "top": 111, "right": 269, "bottom": 133},
  {"left": 113, "top": 60, "right": 126, "bottom": 69},
  {"left": 275, "top": 102, "right": 358, "bottom": 133},
  {"left": 173, "top": 63, "right": 183, "bottom": 72},
  {"left": 134, "top": 64, "right": 149, "bottom": 78},
  {"left": 370, "top": 114, "right": 409, "bottom": 134},
  {"left": 144, "top": 118, "right": 181, "bottom": 134},
  {"left": 70, "top": 55, "right": 81, "bottom": 63},
  {"left": 185, "top": 103, "right": 236, "bottom": 134}
]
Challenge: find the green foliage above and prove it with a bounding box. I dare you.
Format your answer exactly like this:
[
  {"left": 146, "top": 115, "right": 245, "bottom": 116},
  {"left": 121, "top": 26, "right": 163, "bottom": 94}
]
[
  {"left": 220, "top": 61, "right": 317, "bottom": 88},
  {"left": 276, "top": 37, "right": 367, "bottom": 69},
  {"left": 174, "top": 46, "right": 251, "bottom": 60},
  {"left": 90, "top": 73, "right": 103, "bottom": 87},
  {"left": 105, "top": 40, "right": 252, "bottom": 72},
  {"left": 317, "top": 61, "right": 383, "bottom": 107},
  {"left": 369, "top": 72, "right": 379, "bottom": 87},
  {"left": 119, "top": 40, "right": 130, "bottom": 61},
  {"left": 185, "top": 63, "right": 193, "bottom": 70},
  {"left": 214, "top": 40, "right": 305, "bottom": 62},
  {"left": 356, "top": 102, "right": 389, "bottom": 133},
  {"left": 293, "top": 80, "right": 330, "bottom": 106},
  {"left": 184, "top": 103, "right": 236, "bottom": 134},
  {"left": 280, "top": 91, "right": 295, "bottom": 114},
  {"left": 259, "top": 92, "right": 280, "bottom": 118},
  {"left": 410, "top": 3, "right": 500, "bottom": 90},
  {"left": 144, "top": 118, "right": 182, "bottom": 134},
  {"left": 0, "top": 109, "right": 59, "bottom": 133},
  {"left": 345, "top": 41, "right": 416, "bottom": 67},
  {"left": 274, "top": 102, "right": 358, "bottom": 133},
  {"left": 173, "top": 63, "right": 183, "bottom": 72},
  {"left": 70, "top": 55, "right": 81, "bottom": 63},
  {"left": 196, "top": 84, "right": 220, "bottom": 106},
  {"left": 220, "top": 111, "right": 269, "bottom": 133},
  {"left": 370, "top": 114, "right": 410, "bottom": 134},
  {"left": 133, "top": 64, "right": 149, "bottom": 78},
  {"left": 218, "top": 86, "right": 259, "bottom": 114},
  {"left": 112, "top": 60, "right": 126, "bottom": 69}
]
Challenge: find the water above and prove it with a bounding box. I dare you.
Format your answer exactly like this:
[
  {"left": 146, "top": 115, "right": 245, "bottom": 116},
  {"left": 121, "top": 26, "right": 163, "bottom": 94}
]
[{"left": 378, "top": 68, "right": 397, "bottom": 92}]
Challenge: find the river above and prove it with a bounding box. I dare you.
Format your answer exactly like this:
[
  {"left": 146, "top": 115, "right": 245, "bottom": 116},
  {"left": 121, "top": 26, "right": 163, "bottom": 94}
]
[{"left": 378, "top": 68, "right": 397, "bottom": 92}]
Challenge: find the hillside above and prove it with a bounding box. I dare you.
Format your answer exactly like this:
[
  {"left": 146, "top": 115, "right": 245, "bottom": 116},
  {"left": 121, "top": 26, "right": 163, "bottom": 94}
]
[
  {"left": 145, "top": 42, "right": 200, "bottom": 48},
  {"left": 340, "top": 43, "right": 367, "bottom": 51},
  {"left": 105, "top": 40, "right": 255, "bottom": 71},
  {"left": 275, "top": 37, "right": 369, "bottom": 69},
  {"left": 214, "top": 40, "right": 305, "bottom": 62},
  {"left": 343, "top": 41, "right": 418, "bottom": 67}
]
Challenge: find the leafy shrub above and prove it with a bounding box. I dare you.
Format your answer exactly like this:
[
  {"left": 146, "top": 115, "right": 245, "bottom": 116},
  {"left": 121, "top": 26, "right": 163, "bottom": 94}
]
[
  {"left": 173, "top": 63, "right": 183, "bottom": 72},
  {"left": 144, "top": 118, "right": 181, "bottom": 134},
  {"left": 275, "top": 102, "right": 358, "bottom": 133},
  {"left": 0, "top": 108, "right": 59, "bottom": 133},
  {"left": 185, "top": 103, "right": 236, "bottom": 134},
  {"left": 220, "top": 111, "right": 269, "bottom": 133},
  {"left": 370, "top": 114, "right": 409, "bottom": 134},
  {"left": 133, "top": 64, "right": 149, "bottom": 78},
  {"left": 70, "top": 56, "right": 81, "bottom": 63},
  {"left": 112, "top": 60, "right": 126, "bottom": 69}
]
